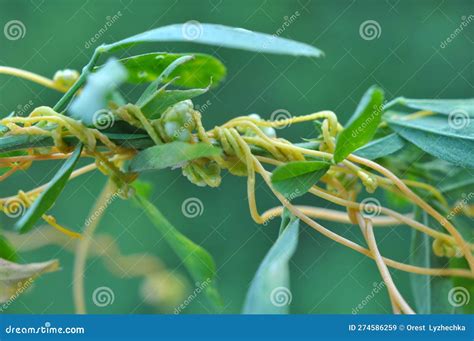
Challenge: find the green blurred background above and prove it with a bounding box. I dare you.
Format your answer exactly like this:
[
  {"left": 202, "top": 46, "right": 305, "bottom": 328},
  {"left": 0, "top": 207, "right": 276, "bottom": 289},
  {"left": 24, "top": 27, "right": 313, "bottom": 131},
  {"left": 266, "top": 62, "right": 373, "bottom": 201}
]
[{"left": 0, "top": 0, "right": 472, "bottom": 314}]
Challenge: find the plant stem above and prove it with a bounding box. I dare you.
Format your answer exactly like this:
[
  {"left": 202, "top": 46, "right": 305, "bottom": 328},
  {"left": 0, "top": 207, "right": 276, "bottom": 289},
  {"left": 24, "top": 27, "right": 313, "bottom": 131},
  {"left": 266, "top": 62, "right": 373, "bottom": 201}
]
[
  {"left": 358, "top": 215, "right": 415, "bottom": 314},
  {"left": 349, "top": 154, "right": 474, "bottom": 274},
  {"left": 261, "top": 206, "right": 410, "bottom": 226},
  {"left": 308, "top": 186, "right": 464, "bottom": 248},
  {"left": 0, "top": 66, "right": 67, "bottom": 92},
  {"left": 0, "top": 163, "right": 97, "bottom": 204},
  {"left": 73, "top": 180, "right": 115, "bottom": 314},
  {"left": 53, "top": 46, "right": 103, "bottom": 112},
  {"left": 254, "top": 158, "right": 473, "bottom": 279},
  {"left": 7, "top": 227, "right": 168, "bottom": 280}
]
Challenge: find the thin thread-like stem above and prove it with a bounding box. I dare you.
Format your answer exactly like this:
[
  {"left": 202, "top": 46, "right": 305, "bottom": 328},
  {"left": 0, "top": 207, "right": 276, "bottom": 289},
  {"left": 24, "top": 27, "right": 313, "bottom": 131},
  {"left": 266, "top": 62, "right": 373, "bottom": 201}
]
[
  {"left": 256, "top": 156, "right": 467, "bottom": 248},
  {"left": 308, "top": 186, "right": 470, "bottom": 249},
  {"left": 0, "top": 66, "right": 68, "bottom": 92},
  {"left": 73, "top": 180, "right": 115, "bottom": 314},
  {"left": 254, "top": 158, "right": 472, "bottom": 279},
  {"left": 0, "top": 163, "right": 97, "bottom": 204},
  {"left": 359, "top": 216, "right": 415, "bottom": 314},
  {"left": 261, "top": 206, "right": 410, "bottom": 226},
  {"left": 349, "top": 154, "right": 474, "bottom": 273}
]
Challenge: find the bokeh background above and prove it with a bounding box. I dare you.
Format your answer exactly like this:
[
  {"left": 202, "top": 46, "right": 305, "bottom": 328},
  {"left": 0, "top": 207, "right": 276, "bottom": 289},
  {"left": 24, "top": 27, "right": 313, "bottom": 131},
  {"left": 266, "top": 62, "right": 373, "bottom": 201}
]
[{"left": 0, "top": 0, "right": 472, "bottom": 314}]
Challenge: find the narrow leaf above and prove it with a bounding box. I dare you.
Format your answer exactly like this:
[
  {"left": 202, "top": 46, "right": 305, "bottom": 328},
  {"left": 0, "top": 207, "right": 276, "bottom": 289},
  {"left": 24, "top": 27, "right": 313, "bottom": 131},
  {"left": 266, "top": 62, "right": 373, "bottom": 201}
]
[
  {"left": 15, "top": 144, "right": 83, "bottom": 233},
  {"left": 0, "top": 112, "right": 14, "bottom": 134},
  {"left": 129, "top": 142, "right": 221, "bottom": 172},
  {"left": 409, "top": 209, "right": 454, "bottom": 313},
  {"left": 0, "top": 258, "right": 59, "bottom": 303},
  {"left": 0, "top": 133, "right": 154, "bottom": 154},
  {"left": 386, "top": 97, "right": 474, "bottom": 117},
  {"left": 440, "top": 177, "right": 474, "bottom": 196},
  {"left": 0, "top": 135, "right": 49, "bottom": 154},
  {"left": 140, "top": 84, "right": 209, "bottom": 119},
  {"left": 387, "top": 115, "right": 474, "bottom": 168},
  {"left": 134, "top": 192, "right": 221, "bottom": 308},
  {"left": 136, "top": 55, "right": 195, "bottom": 107},
  {"left": 271, "top": 161, "right": 330, "bottom": 198},
  {"left": 334, "top": 86, "right": 385, "bottom": 163},
  {"left": 353, "top": 133, "right": 405, "bottom": 160},
  {"left": 119, "top": 52, "right": 226, "bottom": 88},
  {"left": 105, "top": 23, "right": 323, "bottom": 57},
  {"left": 243, "top": 210, "right": 299, "bottom": 314},
  {"left": 0, "top": 235, "right": 17, "bottom": 262}
]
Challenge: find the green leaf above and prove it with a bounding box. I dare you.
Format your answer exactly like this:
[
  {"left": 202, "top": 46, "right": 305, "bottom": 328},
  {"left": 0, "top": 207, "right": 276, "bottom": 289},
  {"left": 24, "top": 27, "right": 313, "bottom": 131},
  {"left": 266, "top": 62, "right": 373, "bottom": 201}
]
[
  {"left": 135, "top": 55, "right": 210, "bottom": 119},
  {"left": 334, "top": 86, "right": 385, "bottom": 163},
  {"left": 0, "top": 133, "right": 154, "bottom": 154},
  {"left": 0, "top": 112, "right": 14, "bottom": 134},
  {"left": 242, "top": 210, "right": 299, "bottom": 314},
  {"left": 0, "top": 135, "right": 49, "bottom": 154},
  {"left": 409, "top": 209, "right": 455, "bottom": 313},
  {"left": 139, "top": 83, "right": 209, "bottom": 119},
  {"left": 0, "top": 234, "right": 17, "bottom": 262},
  {"left": 386, "top": 97, "right": 474, "bottom": 116},
  {"left": 15, "top": 144, "right": 83, "bottom": 233},
  {"left": 128, "top": 141, "right": 221, "bottom": 172},
  {"left": 132, "top": 179, "right": 153, "bottom": 198},
  {"left": 133, "top": 192, "right": 222, "bottom": 308},
  {"left": 105, "top": 23, "right": 323, "bottom": 57},
  {"left": 440, "top": 176, "right": 474, "bottom": 196},
  {"left": 387, "top": 115, "right": 474, "bottom": 168},
  {"left": 69, "top": 59, "right": 127, "bottom": 125},
  {"left": 0, "top": 258, "right": 59, "bottom": 303},
  {"left": 353, "top": 133, "right": 405, "bottom": 160},
  {"left": 136, "top": 55, "right": 196, "bottom": 107},
  {"left": 118, "top": 53, "right": 226, "bottom": 88},
  {"left": 271, "top": 161, "right": 330, "bottom": 198}
]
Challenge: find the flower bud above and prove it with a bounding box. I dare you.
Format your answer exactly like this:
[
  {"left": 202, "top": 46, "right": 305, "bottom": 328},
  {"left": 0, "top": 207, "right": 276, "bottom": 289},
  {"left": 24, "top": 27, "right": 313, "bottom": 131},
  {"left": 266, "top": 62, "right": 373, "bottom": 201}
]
[
  {"left": 182, "top": 159, "right": 221, "bottom": 187},
  {"left": 53, "top": 69, "right": 80, "bottom": 89},
  {"left": 159, "top": 100, "right": 196, "bottom": 142},
  {"left": 240, "top": 113, "right": 277, "bottom": 138}
]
